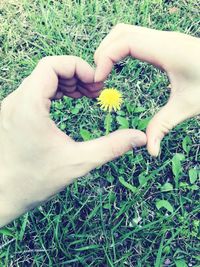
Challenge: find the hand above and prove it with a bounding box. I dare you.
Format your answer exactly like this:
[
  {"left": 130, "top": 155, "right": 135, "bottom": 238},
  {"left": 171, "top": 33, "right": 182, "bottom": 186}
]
[
  {"left": 94, "top": 24, "right": 200, "bottom": 156},
  {"left": 0, "top": 56, "right": 146, "bottom": 227}
]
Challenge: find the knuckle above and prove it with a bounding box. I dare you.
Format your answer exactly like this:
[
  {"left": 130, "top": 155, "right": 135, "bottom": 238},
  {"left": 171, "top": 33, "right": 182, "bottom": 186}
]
[
  {"left": 0, "top": 92, "right": 16, "bottom": 112},
  {"left": 115, "top": 23, "right": 126, "bottom": 31},
  {"left": 110, "top": 143, "right": 123, "bottom": 159},
  {"left": 38, "top": 56, "right": 52, "bottom": 66},
  {"left": 115, "top": 23, "right": 124, "bottom": 28}
]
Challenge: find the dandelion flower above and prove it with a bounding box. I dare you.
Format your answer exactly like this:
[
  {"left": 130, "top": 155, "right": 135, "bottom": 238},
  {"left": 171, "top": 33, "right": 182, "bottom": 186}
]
[{"left": 97, "top": 88, "right": 123, "bottom": 112}]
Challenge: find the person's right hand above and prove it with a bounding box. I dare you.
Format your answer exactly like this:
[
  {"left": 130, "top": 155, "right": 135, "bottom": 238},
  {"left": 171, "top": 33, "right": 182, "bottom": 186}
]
[{"left": 94, "top": 24, "right": 200, "bottom": 157}]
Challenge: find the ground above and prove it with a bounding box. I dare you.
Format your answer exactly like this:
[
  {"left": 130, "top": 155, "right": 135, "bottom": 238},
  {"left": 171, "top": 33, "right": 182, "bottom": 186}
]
[{"left": 0, "top": 0, "right": 199, "bottom": 266}]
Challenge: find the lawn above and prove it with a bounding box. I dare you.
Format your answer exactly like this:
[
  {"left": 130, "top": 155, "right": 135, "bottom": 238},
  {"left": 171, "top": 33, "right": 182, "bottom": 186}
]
[{"left": 0, "top": 0, "right": 199, "bottom": 266}]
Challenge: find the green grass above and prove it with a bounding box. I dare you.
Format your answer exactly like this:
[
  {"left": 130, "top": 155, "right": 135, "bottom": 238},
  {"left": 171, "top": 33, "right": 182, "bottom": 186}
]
[{"left": 0, "top": 0, "right": 200, "bottom": 266}]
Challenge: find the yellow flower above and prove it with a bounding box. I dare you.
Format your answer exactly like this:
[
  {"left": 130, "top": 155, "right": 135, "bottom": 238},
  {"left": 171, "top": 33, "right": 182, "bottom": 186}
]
[{"left": 97, "top": 88, "right": 123, "bottom": 112}]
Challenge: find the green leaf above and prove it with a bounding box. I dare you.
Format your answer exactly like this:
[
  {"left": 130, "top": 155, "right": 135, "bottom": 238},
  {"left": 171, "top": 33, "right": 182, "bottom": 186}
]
[
  {"left": 182, "top": 136, "right": 192, "bottom": 154},
  {"left": 163, "top": 245, "right": 171, "bottom": 254},
  {"left": 156, "top": 199, "right": 174, "bottom": 213},
  {"left": 103, "top": 203, "right": 110, "bottom": 209},
  {"left": 80, "top": 128, "right": 91, "bottom": 141},
  {"left": 109, "top": 191, "right": 116, "bottom": 203},
  {"left": 119, "top": 176, "right": 137, "bottom": 193},
  {"left": 137, "top": 117, "right": 151, "bottom": 130},
  {"left": 133, "top": 106, "right": 146, "bottom": 113},
  {"left": 161, "top": 182, "right": 173, "bottom": 192},
  {"left": 116, "top": 116, "right": 129, "bottom": 128},
  {"left": 131, "top": 117, "right": 139, "bottom": 127},
  {"left": 175, "top": 259, "right": 188, "bottom": 267},
  {"left": 0, "top": 228, "right": 14, "bottom": 237},
  {"left": 18, "top": 213, "right": 29, "bottom": 241},
  {"left": 71, "top": 108, "right": 79, "bottom": 115},
  {"left": 71, "top": 104, "right": 82, "bottom": 115},
  {"left": 132, "top": 216, "right": 141, "bottom": 225},
  {"left": 190, "top": 184, "right": 199, "bottom": 191},
  {"left": 138, "top": 173, "right": 148, "bottom": 186},
  {"left": 107, "top": 175, "right": 114, "bottom": 184},
  {"left": 134, "top": 154, "right": 144, "bottom": 164},
  {"left": 125, "top": 103, "right": 136, "bottom": 114},
  {"left": 172, "top": 156, "right": 182, "bottom": 178},
  {"left": 54, "top": 100, "right": 64, "bottom": 109},
  {"left": 117, "top": 110, "right": 125, "bottom": 116},
  {"left": 75, "top": 244, "right": 100, "bottom": 251},
  {"left": 172, "top": 153, "right": 185, "bottom": 187},
  {"left": 189, "top": 168, "right": 198, "bottom": 184},
  {"left": 155, "top": 233, "right": 165, "bottom": 267},
  {"left": 174, "top": 153, "right": 185, "bottom": 161},
  {"left": 179, "top": 182, "right": 189, "bottom": 189},
  {"left": 60, "top": 123, "right": 66, "bottom": 131}
]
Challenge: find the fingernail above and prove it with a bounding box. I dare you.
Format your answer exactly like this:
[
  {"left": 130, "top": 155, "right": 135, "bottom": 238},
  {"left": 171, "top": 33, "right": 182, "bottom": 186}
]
[
  {"left": 154, "top": 138, "right": 161, "bottom": 157},
  {"left": 131, "top": 134, "right": 147, "bottom": 148}
]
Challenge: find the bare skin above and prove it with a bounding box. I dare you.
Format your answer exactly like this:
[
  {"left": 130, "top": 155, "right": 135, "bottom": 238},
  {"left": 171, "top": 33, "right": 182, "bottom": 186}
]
[
  {"left": 1, "top": 25, "right": 199, "bottom": 227},
  {"left": 94, "top": 24, "right": 200, "bottom": 157},
  {"left": 0, "top": 56, "right": 146, "bottom": 227}
]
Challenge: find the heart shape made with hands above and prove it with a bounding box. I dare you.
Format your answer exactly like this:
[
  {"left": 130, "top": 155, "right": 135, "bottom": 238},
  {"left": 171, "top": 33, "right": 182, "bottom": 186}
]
[{"left": 1, "top": 25, "right": 200, "bottom": 227}]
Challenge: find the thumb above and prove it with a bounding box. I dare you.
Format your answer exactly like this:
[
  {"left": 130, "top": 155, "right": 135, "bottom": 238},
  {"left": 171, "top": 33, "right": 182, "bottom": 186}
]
[
  {"left": 79, "top": 129, "right": 146, "bottom": 171},
  {"left": 146, "top": 97, "right": 194, "bottom": 157}
]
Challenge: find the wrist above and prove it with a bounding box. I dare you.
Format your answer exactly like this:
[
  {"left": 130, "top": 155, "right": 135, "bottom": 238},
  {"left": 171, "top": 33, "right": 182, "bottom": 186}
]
[{"left": 0, "top": 169, "right": 24, "bottom": 227}]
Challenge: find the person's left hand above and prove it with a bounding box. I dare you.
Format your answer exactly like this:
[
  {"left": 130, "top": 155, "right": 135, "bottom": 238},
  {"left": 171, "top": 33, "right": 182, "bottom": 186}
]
[{"left": 0, "top": 56, "right": 146, "bottom": 227}]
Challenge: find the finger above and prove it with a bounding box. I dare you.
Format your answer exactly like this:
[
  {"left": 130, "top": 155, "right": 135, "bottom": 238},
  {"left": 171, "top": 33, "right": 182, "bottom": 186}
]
[
  {"left": 146, "top": 95, "right": 197, "bottom": 157},
  {"left": 94, "top": 25, "right": 175, "bottom": 82},
  {"left": 49, "top": 129, "right": 146, "bottom": 186},
  {"left": 77, "top": 85, "right": 100, "bottom": 98},
  {"left": 95, "top": 38, "right": 131, "bottom": 82},
  {"left": 29, "top": 56, "right": 95, "bottom": 99},
  {"left": 58, "top": 82, "right": 103, "bottom": 96},
  {"left": 78, "top": 129, "right": 146, "bottom": 170},
  {"left": 58, "top": 84, "right": 76, "bottom": 93},
  {"left": 94, "top": 24, "right": 124, "bottom": 63},
  {"left": 64, "top": 91, "right": 83, "bottom": 99},
  {"left": 79, "top": 81, "right": 104, "bottom": 92},
  {"left": 59, "top": 77, "right": 77, "bottom": 87}
]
